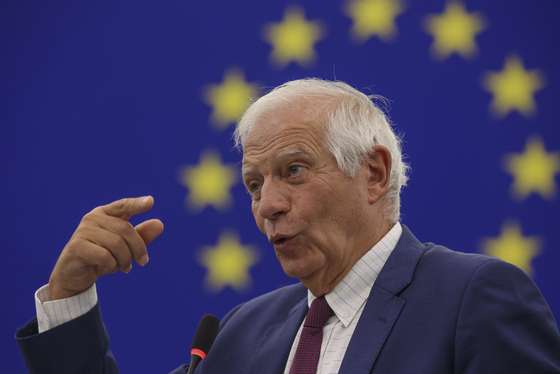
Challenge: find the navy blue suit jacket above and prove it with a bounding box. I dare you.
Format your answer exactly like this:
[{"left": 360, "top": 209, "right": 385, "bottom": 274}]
[{"left": 17, "top": 227, "right": 560, "bottom": 373}]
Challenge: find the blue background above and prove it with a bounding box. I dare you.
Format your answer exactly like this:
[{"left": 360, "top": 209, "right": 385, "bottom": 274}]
[{"left": 4, "top": 0, "right": 559, "bottom": 372}]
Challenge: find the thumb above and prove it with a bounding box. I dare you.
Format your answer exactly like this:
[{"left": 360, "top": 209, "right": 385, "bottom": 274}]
[{"left": 135, "top": 219, "right": 164, "bottom": 245}]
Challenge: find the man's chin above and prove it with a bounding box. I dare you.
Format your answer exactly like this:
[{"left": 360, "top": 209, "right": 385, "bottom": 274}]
[{"left": 278, "top": 259, "right": 318, "bottom": 282}]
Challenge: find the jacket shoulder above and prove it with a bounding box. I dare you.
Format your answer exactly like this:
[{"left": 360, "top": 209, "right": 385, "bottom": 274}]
[
  {"left": 404, "top": 242, "right": 525, "bottom": 301},
  {"left": 420, "top": 243, "right": 503, "bottom": 277}
]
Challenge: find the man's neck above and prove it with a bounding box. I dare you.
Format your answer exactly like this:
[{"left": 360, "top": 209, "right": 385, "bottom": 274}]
[{"left": 304, "top": 220, "right": 395, "bottom": 296}]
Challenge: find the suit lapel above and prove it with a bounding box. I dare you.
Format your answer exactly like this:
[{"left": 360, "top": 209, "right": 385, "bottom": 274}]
[
  {"left": 250, "top": 297, "right": 308, "bottom": 374},
  {"left": 338, "top": 226, "right": 427, "bottom": 374}
]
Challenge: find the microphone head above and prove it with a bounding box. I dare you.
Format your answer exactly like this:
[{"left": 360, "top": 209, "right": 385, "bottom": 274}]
[{"left": 191, "top": 314, "right": 220, "bottom": 354}]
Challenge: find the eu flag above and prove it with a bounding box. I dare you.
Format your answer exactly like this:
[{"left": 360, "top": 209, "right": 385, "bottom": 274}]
[{"left": 5, "top": 0, "right": 559, "bottom": 372}]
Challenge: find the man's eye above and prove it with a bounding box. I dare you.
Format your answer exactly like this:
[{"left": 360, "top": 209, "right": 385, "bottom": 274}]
[
  {"left": 247, "top": 181, "right": 261, "bottom": 193},
  {"left": 287, "top": 164, "right": 305, "bottom": 177}
]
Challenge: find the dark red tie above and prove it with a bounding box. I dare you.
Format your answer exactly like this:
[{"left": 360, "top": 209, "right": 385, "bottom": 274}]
[{"left": 289, "top": 296, "right": 334, "bottom": 374}]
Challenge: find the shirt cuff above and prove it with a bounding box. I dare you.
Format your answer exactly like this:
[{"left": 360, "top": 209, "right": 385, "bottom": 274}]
[{"left": 35, "top": 283, "right": 98, "bottom": 333}]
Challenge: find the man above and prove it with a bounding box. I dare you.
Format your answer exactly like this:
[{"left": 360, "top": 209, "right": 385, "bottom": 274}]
[{"left": 17, "top": 79, "right": 560, "bottom": 373}]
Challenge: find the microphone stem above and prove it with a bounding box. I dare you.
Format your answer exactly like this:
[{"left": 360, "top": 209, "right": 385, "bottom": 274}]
[{"left": 186, "top": 355, "right": 202, "bottom": 374}]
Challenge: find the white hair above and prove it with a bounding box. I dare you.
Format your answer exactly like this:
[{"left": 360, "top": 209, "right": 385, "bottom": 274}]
[{"left": 234, "top": 78, "right": 409, "bottom": 223}]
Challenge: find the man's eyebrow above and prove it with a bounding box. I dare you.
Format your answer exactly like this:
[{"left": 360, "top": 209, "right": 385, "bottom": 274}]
[
  {"left": 241, "top": 148, "right": 314, "bottom": 178},
  {"left": 275, "top": 149, "right": 313, "bottom": 160},
  {"left": 241, "top": 164, "right": 258, "bottom": 180},
  {"left": 241, "top": 167, "right": 255, "bottom": 177},
  {"left": 242, "top": 149, "right": 312, "bottom": 167}
]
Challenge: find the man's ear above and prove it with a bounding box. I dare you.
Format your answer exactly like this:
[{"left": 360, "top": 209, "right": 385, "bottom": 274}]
[{"left": 365, "top": 145, "right": 392, "bottom": 205}]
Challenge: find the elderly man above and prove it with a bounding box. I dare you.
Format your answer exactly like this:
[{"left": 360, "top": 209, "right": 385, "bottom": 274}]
[{"left": 17, "top": 79, "right": 560, "bottom": 373}]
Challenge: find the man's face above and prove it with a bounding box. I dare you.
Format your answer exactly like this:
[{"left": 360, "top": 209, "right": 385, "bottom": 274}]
[{"left": 241, "top": 101, "right": 371, "bottom": 294}]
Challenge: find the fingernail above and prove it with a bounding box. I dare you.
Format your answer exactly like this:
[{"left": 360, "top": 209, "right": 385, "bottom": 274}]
[
  {"left": 139, "top": 254, "right": 149, "bottom": 266},
  {"left": 124, "top": 264, "right": 133, "bottom": 273},
  {"left": 141, "top": 195, "right": 152, "bottom": 204}
]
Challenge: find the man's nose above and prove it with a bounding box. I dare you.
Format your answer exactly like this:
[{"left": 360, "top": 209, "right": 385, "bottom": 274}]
[{"left": 257, "top": 178, "right": 290, "bottom": 221}]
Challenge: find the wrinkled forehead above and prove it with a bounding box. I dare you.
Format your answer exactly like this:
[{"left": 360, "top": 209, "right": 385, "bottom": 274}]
[{"left": 240, "top": 100, "right": 331, "bottom": 169}]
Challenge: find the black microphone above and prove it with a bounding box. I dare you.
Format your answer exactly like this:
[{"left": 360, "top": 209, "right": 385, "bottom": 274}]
[{"left": 186, "top": 314, "right": 220, "bottom": 374}]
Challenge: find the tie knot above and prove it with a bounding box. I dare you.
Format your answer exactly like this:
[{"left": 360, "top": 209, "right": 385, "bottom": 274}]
[{"left": 304, "top": 296, "right": 333, "bottom": 328}]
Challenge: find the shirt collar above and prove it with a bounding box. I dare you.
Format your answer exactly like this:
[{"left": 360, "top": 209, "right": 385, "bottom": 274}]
[{"left": 307, "top": 222, "right": 403, "bottom": 327}]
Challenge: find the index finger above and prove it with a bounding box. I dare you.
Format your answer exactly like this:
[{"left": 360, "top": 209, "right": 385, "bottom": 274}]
[{"left": 101, "top": 196, "right": 154, "bottom": 219}]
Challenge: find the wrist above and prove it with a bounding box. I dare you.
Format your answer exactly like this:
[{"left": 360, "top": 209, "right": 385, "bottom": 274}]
[
  {"left": 48, "top": 277, "right": 90, "bottom": 300},
  {"left": 48, "top": 284, "right": 78, "bottom": 300}
]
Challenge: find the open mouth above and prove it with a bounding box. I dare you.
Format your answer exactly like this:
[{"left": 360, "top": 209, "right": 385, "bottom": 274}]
[
  {"left": 271, "top": 234, "right": 296, "bottom": 247},
  {"left": 274, "top": 237, "right": 289, "bottom": 245}
]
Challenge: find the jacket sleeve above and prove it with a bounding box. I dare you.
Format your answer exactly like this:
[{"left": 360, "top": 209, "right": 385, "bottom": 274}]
[
  {"left": 16, "top": 303, "right": 119, "bottom": 374},
  {"left": 455, "top": 259, "right": 560, "bottom": 373}
]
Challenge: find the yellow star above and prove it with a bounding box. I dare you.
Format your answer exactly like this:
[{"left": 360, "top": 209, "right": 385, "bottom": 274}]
[
  {"left": 346, "top": 0, "right": 404, "bottom": 41},
  {"left": 199, "top": 232, "right": 258, "bottom": 292},
  {"left": 424, "top": 2, "right": 485, "bottom": 59},
  {"left": 204, "top": 70, "right": 258, "bottom": 129},
  {"left": 483, "top": 55, "right": 545, "bottom": 117},
  {"left": 264, "top": 7, "right": 324, "bottom": 67},
  {"left": 179, "top": 151, "right": 237, "bottom": 210},
  {"left": 482, "top": 222, "right": 540, "bottom": 275},
  {"left": 505, "top": 137, "right": 560, "bottom": 199}
]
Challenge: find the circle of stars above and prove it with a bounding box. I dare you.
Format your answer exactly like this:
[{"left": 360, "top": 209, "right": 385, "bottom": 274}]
[{"left": 178, "top": 0, "right": 557, "bottom": 291}]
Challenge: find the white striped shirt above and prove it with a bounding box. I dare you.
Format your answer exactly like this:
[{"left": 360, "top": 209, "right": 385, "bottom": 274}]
[
  {"left": 283, "top": 222, "right": 402, "bottom": 374},
  {"left": 35, "top": 282, "right": 97, "bottom": 333}
]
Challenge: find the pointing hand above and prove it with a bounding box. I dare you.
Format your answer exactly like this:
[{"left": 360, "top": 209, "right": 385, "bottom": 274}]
[{"left": 48, "top": 196, "right": 164, "bottom": 300}]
